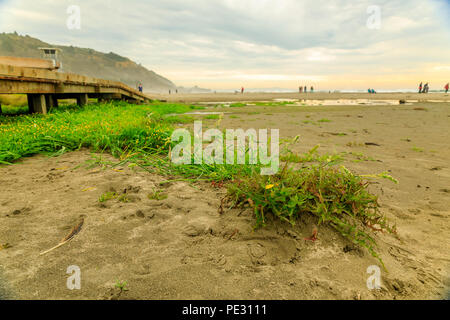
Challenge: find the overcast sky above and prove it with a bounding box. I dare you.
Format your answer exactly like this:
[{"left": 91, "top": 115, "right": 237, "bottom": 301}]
[{"left": 1, "top": 0, "right": 449, "bottom": 90}]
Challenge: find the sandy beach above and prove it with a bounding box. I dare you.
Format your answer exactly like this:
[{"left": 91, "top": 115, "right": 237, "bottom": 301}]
[
  {"left": 0, "top": 93, "right": 449, "bottom": 299},
  {"left": 152, "top": 92, "right": 450, "bottom": 103}
]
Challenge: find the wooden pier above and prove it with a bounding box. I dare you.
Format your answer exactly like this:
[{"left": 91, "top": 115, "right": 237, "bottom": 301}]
[{"left": 0, "top": 63, "right": 152, "bottom": 114}]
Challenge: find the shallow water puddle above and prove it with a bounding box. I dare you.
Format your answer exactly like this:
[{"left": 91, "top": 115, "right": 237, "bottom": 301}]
[
  {"left": 196, "top": 99, "right": 417, "bottom": 107},
  {"left": 294, "top": 99, "right": 412, "bottom": 106}
]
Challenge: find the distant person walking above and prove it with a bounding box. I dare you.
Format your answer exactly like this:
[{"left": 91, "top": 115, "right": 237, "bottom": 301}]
[
  {"left": 138, "top": 83, "right": 143, "bottom": 93},
  {"left": 310, "top": 86, "right": 314, "bottom": 93},
  {"left": 423, "top": 83, "right": 429, "bottom": 93},
  {"left": 241, "top": 87, "right": 244, "bottom": 94},
  {"left": 445, "top": 83, "right": 449, "bottom": 93},
  {"left": 304, "top": 86, "right": 307, "bottom": 93},
  {"left": 418, "top": 82, "right": 423, "bottom": 93},
  {"left": 299, "top": 86, "right": 303, "bottom": 93}
]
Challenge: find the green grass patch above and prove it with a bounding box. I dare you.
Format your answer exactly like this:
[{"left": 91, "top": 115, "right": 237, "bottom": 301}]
[
  {"left": 281, "top": 144, "right": 345, "bottom": 165},
  {"left": 0, "top": 94, "right": 28, "bottom": 107},
  {"left": 163, "top": 115, "right": 195, "bottom": 124},
  {"left": 0, "top": 94, "right": 29, "bottom": 115},
  {"left": 229, "top": 103, "right": 247, "bottom": 108},
  {"left": 204, "top": 114, "right": 220, "bottom": 120},
  {"left": 0, "top": 101, "right": 193, "bottom": 164}
]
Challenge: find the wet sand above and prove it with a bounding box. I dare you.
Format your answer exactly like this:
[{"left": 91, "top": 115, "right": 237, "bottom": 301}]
[{"left": 151, "top": 92, "right": 450, "bottom": 103}]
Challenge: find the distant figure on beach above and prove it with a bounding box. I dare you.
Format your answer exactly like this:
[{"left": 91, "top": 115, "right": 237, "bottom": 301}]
[
  {"left": 169, "top": 89, "right": 171, "bottom": 94},
  {"left": 368, "top": 88, "right": 371, "bottom": 93},
  {"left": 304, "top": 86, "right": 307, "bottom": 93},
  {"left": 299, "top": 86, "right": 303, "bottom": 93},
  {"left": 138, "top": 83, "right": 143, "bottom": 93},
  {"left": 445, "top": 83, "right": 449, "bottom": 93},
  {"left": 310, "top": 86, "right": 314, "bottom": 93},
  {"left": 423, "top": 83, "right": 429, "bottom": 93},
  {"left": 419, "top": 82, "right": 423, "bottom": 93},
  {"left": 241, "top": 87, "right": 244, "bottom": 94}
]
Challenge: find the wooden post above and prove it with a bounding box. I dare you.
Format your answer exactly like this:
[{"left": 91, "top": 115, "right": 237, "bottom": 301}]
[
  {"left": 45, "top": 95, "right": 54, "bottom": 111},
  {"left": 76, "top": 93, "right": 88, "bottom": 106},
  {"left": 27, "top": 94, "right": 35, "bottom": 113},
  {"left": 30, "top": 94, "right": 47, "bottom": 114},
  {"left": 52, "top": 96, "right": 59, "bottom": 108}
]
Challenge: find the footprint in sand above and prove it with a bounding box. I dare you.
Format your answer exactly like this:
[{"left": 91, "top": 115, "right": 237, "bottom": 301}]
[
  {"left": 247, "top": 243, "right": 267, "bottom": 260},
  {"left": 182, "top": 219, "right": 213, "bottom": 237}
]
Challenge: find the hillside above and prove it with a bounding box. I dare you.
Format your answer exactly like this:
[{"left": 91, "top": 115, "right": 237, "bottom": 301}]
[{"left": 0, "top": 32, "right": 176, "bottom": 92}]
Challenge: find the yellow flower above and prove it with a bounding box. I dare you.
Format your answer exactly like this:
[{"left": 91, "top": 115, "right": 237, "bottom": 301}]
[{"left": 265, "top": 184, "right": 275, "bottom": 190}]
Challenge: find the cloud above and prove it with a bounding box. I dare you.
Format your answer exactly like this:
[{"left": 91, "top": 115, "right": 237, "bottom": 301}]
[{"left": 0, "top": 0, "right": 449, "bottom": 89}]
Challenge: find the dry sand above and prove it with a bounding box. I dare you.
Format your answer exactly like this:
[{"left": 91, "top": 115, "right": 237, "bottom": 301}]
[{"left": 0, "top": 93, "right": 449, "bottom": 300}]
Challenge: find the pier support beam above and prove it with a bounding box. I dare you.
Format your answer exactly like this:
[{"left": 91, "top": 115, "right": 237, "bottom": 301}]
[
  {"left": 27, "top": 94, "right": 34, "bottom": 113},
  {"left": 52, "top": 96, "right": 59, "bottom": 108},
  {"left": 45, "top": 95, "right": 54, "bottom": 110},
  {"left": 27, "top": 94, "right": 47, "bottom": 114},
  {"left": 76, "top": 93, "right": 89, "bottom": 106}
]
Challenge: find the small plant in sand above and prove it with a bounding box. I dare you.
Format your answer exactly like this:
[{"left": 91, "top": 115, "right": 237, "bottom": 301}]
[
  {"left": 148, "top": 189, "right": 168, "bottom": 201},
  {"left": 226, "top": 162, "right": 396, "bottom": 268},
  {"left": 117, "top": 194, "right": 130, "bottom": 203},
  {"left": 0, "top": 243, "right": 12, "bottom": 250},
  {"left": 114, "top": 280, "right": 129, "bottom": 292},
  {"left": 99, "top": 191, "right": 118, "bottom": 202},
  {"left": 223, "top": 138, "right": 397, "bottom": 268}
]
